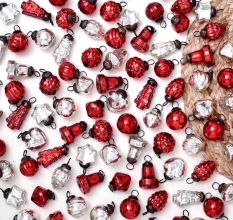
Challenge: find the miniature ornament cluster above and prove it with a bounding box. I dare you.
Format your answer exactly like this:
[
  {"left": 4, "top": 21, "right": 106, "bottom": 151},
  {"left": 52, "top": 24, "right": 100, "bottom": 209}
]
[{"left": 0, "top": 0, "right": 232, "bottom": 219}]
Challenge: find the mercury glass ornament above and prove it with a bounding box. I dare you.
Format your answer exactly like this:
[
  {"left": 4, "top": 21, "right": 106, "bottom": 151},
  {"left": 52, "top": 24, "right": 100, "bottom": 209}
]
[
  {"left": 143, "top": 107, "right": 162, "bottom": 128},
  {"left": 0, "top": 3, "right": 19, "bottom": 24},
  {"left": 0, "top": 35, "right": 7, "bottom": 61},
  {"left": 163, "top": 158, "right": 186, "bottom": 180},
  {"left": 68, "top": 75, "right": 94, "bottom": 94},
  {"left": 51, "top": 159, "right": 71, "bottom": 189},
  {"left": 14, "top": 209, "right": 37, "bottom": 220},
  {"left": 225, "top": 143, "right": 233, "bottom": 161},
  {"left": 194, "top": 0, "right": 212, "bottom": 21},
  {"left": 215, "top": 183, "right": 233, "bottom": 202},
  {"left": 189, "top": 70, "right": 212, "bottom": 91},
  {"left": 0, "top": 160, "right": 14, "bottom": 181},
  {"left": 182, "top": 134, "right": 205, "bottom": 155},
  {"left": 120, "top": 9, "right": 140, "bottom": 31},
  {"left": 193, "top": 99, "right": 213, "bottom": 120},
  {"left": 220, "top": 43, "right": 233, "bottom": 59},
  {"left": 90, "top": 202, "right": 115, "bottom": 220},
  {"left": 100, "top": 143, "right": 121, "bottom": 165},
  {"left": 80, "top": 19, "right": 105, "bottom": 39},
  {"left": 220, "top": 92, "right": 233, "bottom": 112},
  {"left": 53, "top": 97, "right": 76, "bottom": 117},
  {"left": 192, "top": 218, "right": 205, "bottom": 220},
  {"left": 66, "top": 191, "right": 88, "bottom": 218}
]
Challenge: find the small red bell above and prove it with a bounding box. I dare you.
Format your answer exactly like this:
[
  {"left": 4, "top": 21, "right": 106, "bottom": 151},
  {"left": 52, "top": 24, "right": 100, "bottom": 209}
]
[
  {"left": 20, "top": 150, "right": 39, "bottom": 177},
  {"left": 76, "top": 170, "right": 105, "bottom": 194},
  {"left": 105, "top": 25, "right": 126, "bottom": 49},
  {"left": 56, "top": 8, "right": 78, "bottom": 29},
  {"left": 143, "top": 190, "right": 168, "bottom": 215},
  {"left": 134, "top": 78, "right": 157, "bottom": 110},
  {"left": 31, "top": 186, "right": 55, "bottom": 207},
  {"left": 217, "top": 68, "right": 233, "bottom": 89},
  {"left": 120, "top": 190, "right": 141, "bottom": 219},
  {"left": 181, "top": 45, "right": 214, "bottom": 65},
  {"left": 78, "top": 0, "right": 97, "bottom": 15},
  {"left": 139, "top": 155, "right": 159, "bottom": 189},
  {"left": 109, "top": 172, "right": 131, "bottom": 192},
  {"left": 203, "top": 197, "right": 225, "bottom": 219},
  {"left": 166, "top": 107, "right": 187, "bottom": 130},
  {"left": 171, "top": 0, "right": 196, "bottom": 15},
  {"left": 131, "top": 26, "right": 156, "bottom": 53},
  {"left": 0, "top": 139, "right": 6, "bottom": 157},
  {"left": 58, "top": 61, "right": 80, "bottom": 81},
  {"left": 59, "top": 121, "right": 87, "bottom": 144},
  {"left": 86, "top": 99, "right": 105, "bottom": 118},
  {"left": 49, "top": 0, "right": 67, "bottom": 6},
  {"left": 117, "top": 113, "right": 139, "bottom": 134},
  {"left": 47, "top": 211, "right": 63, "bottom": 220},
  {"left": 154, "top": 59, "right": 177, "bottom": 78},
  {"left": 171, "top": 14, "right": 190, "bottom": 33},
  {"left": 5, "top": 80, "right": 25, "bottom": 104},
  {"left": 37, "top": 145, "right": 69, "bottom": 168}
]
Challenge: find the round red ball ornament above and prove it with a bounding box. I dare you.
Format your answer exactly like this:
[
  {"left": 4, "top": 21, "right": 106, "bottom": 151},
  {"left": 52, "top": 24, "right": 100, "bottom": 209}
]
[
  {"left": 5, "top": 81, "right": 25, "bottom": 104},
  {"left": 203, "top": 197, "right": 224, "bottom": 219},
  {"left": 203, "top": 118, "right": 224, "bottom": 141},
  {"left": 78, "top": 0, "right": 97, "bottom": 15},
  {"left": 166, "top": 107, "right": 187, "bottom": 130},
  {"left": 100, "top": 1, "right": 123, "bottom": 22},
  {"left": 49, "top": 0, "right": 67, "bottom": 6},
  {"left": 56, "top": 8, "right": 78, "bottom": 29},
  {"left": 217, "top": 68, "right": 233, "bottom": 89},
  {"left": 20, "top": 151, "right": 39, "bottom": 177},
  {"left": 117, "top": 113, "right": 139, "bottom": 134},
  {"left": 58, "top": 61, "right": 79, "bottom": 81},
  {"left": 154, "top": 59, "right": 176, "bottom": 78},
  {"left": 171, "top": 14, "right": 190, "bottom": 33},
  {"left": 0, "top": 139, "right": 6, "bottom": 157},
  {"left": 145, "top": 2, "right": 165, "bottom": 24}
]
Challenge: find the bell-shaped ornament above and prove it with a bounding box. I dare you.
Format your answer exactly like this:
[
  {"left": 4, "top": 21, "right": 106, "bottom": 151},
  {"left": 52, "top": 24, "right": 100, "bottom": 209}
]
[
  {"left": 143, "top": 105, "right": 162, "bottom": 128},
  {"left": 0, "top": 160, "right": 14, "bottom": 181},
  {"left": 213, "top": 182, "right": 233, "bottom": 202},
  {"left": 120, "top": 9, "right": 140, "bottom": 32}
]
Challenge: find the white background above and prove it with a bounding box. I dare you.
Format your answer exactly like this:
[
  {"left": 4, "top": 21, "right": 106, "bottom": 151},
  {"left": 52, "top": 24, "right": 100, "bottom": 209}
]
[{"left": 0, "top": 0, "right": 232, "bottom": 219}]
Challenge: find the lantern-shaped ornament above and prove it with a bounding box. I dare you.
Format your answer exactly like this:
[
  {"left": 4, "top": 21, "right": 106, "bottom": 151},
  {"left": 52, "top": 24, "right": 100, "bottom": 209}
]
[
  {"left": 53, "top": 96, "right": 76, "bottom": 117},
  {"left": 119, "top": 9, "right": 140, "bottom": 32},
  {"left": 80, "top": 19, "right": 105, "bottom": 39},
  {"left": 90, "top": 202, "right": 115, "bottom": 220},
  {"left": 0, "top": 160, "right": 14, "bottom": 181},
  {"left": 0, "top": 3, "right": 19, "bottom": 24}
]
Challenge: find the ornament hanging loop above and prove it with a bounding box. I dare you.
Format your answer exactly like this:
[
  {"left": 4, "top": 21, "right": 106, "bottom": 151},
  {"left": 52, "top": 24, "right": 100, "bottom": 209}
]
[
  {"left": 193, "top": 31, "right": 201, "bottom": 37},
  {"left": 67, "top": 84, "right": 75, "bottom": 92},
  {"left": 167, "top": 12, "right": 174, "bottom": 20},
  {"left": 82, "top": 132, "right": 90, "bottom": 139},
  {"left": 126, "top": 163, "right": 134, "bottom": 170},
  {"left": 120, "top": 1, "right": 127, "bottom": 7},
  {"left": 137, "top": 129, "right": 145, "bottom": 138},
  {"left": 172, "top": 101, "right": 179, "bottom": 108},
  {"left": 27, "top": 31, "right": 32, "bottom": 38},
  {"left": 123, "top": 78, "right": 129, "bottom": 90},
  {"left": 205, "top": 192, "right": 212, "bottom": 199},
  {"left": 172, "top": 59, "right": 179, "bottom": 65},
  {"left": 159, "top": 178, "right": 166, "bottom": 183},
  {"left": 67, "top": 29, "right": 74, "bottom": 36},
  {"left": 23, "top": 150, "right": 28, "bottom": 157},
  {"left": 160, "top": 20, "right": 167, "bottom": 29},
  {"left": 154, "top": 104, "right": 163, "bottom": 112},
  {"left": 131, "top": 189, "right": 139, "bottom": 197},
  {"left": 0, "top": 80, "right": 3, "bottom": 85},
  {"left": 66, "top": 191, "right": 70, "bottom": 198},
  {"left": 51, "top": 122, "right": 56, "bottom": 129},
  {"left": 183, "top": 210, "right": 189, "bottom": 217},
  {"left": 14, "top": 25, "right": 21, "bottom": 31},
  {"left": 108, "top": 138, "right": 115, "bottom": 145},
  {"left": 212, "top": 182, "right": 220, "bottom": 190},
  {"left": 144, "top": 155, "right": 152, "bottom": 162},
  {"left": 185, "top": 127, "right": 193, "bottom": 135},
  {"left": 186, "top": 177, "right": 194, "bottom": 184},
  {"left": 99, "top": 95, "right": 107, "bottom": 103},
  {"left": 33, "top": 70, "right": 41, "bottom": 77},
  {"left": 29, "top": 97, "right": 37, "bottom": 104},
  {"left": 147, "top": 59, "right": 155, "bottom": 66},
  {"left": 99, "top": 45, "right": 107, "bottom": 53}
]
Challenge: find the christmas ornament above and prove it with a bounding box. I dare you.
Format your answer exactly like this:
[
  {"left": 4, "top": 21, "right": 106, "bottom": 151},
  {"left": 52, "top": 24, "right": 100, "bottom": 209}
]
[
  {"left": 80, "top": 19, "right": 105, "bottom": 39},
  {"left": 49, "top": 0, "right": 67, "bottom": 6},
  {"left": 0, "top": 139, "right": 6, "bottom": 157},
  {"left": 53, "top": 30, "right": 74, "bottom": 63},
  {"left": 20, "top": 150, "right": 39, "bottom": 177},
  {"left": 37, "top": 145, "right": 69, "bottom": 168},
  {"left": 0, "top": 3, "right": 19, "bottom": 24},
  {"left": 76, "top": 144, "right": 97, "bottom": 168},
  {"left": 46, "top": 211, "right": 63, "bottom": 220},
  {"left": 143, "top": 104, "right": 162, "bottom": 129},
  {"left": 51, "top": 158, "right": 71, "bottom": 189},
  {"left": 170, "top": 14, "right": 190, "bottom": 33},
  {"left": 186, "top": 160, "right": 216, "bottom": 184},
  {"left": 5, "top": 80, "right": 25, "bottom": 104},
  {"left": 0, "top": 35, "right": 7, "bottom": 61},
  {"left": 212, "top": 181, "right": 233, "bottom": 202},
  {"left": 66, "top": 191, "right": 87, "bottom": 218},
  {"left": 0, "top": 160, "right": 14, "bottom": 181},
  {"left": 59, "top": 121, "right": 87, "bottom": 145},
  {"left": 31, "top": 103, "right": 56, "bottom": 128},
  {"left": 194, "top": 22, "right": 226, "bottom": 41},
  {"left": 153, "top": 132, "right": 176, "bottom": 158},
  {"left": 203, "top": 197, "right": 225, "bottom": 219},
  {"left": 58, "top": 61, "right": 80, "bottom": 81},
  {"left": 143, "top": 190, "right": 168, "bottom": 216},
  {"left": 6, "top": 98, "right": 36, "bottom": 130},
  {"left": 225, "top": 143, "right": 233, "bottom": 161},
  {"left": 131, "top": 26, "right": 155, "bottom": 53},
  {"left": 173, "top": 210, "right": 190, "bottom": 220},
  {"left": 217, "top": 68, "right": 233, "bottom": 89},
  {"left": 139, "top": 155, "right": 159, "bottom": 189},
  {"left": 105, "top": 24, "right": 126, "bottom": 49},
  {"left": 119, "top": 9, "right": 140, "bottom": 32},
  {"left": 21, "top": 0, "right": 53, "bottom": 24},
  {"left": 0, "top": 185, "right": 26, "bottom": 208},
  {"left": 53, "top": 96, "right": 76, "bottom": 117},
  {"left": 78, "top": 0, "right": 97, "bottom": 15},
  {"left": 154, "top": 59, "right": 178, "bottom": 78},
  {"left": 150, "top": 40, "right": 187, "bottom": 58},
  {"left": 109, "top": 172, "right": 131, "bottom": 192},
  {"left": 189, "top": 70, "right": 212, "bottom": 91},
  {"left": 171, "top": 0, "right": 196, "bottom": 15},
  {"left": 134, "top": 78, "right": 157, "bottom": 110},
  {"left": 31, "top": 28, "right": 55, "bottom": 49},
  {"left": 117, "top": 113, "right": 139, "bottom": 134},
  {"left": 56, "top": 8, "right": 78, "bottom": 29},
  {"left": 90, "top": 202, "right": 115, "bottom": 220},
  {"left": 86, "top": 98, "right": 105, "bottom": 118},
  {"left": 81, "top": 46, "right": 106, "bottom": 68},
  {"left": 220, "top": 92, "right": 233, "bottom": 112},
  {"left": 31, "top": 186, "right": 55, "bottom": 207},
  {"left": 14, "top": 209, "right": 37, "bottom": 220},
  {"left": 166, "top": 107, "right": 187, "bottom": 130},
  {"left": 76, "top": 170, "right": 105, "bottom": 194},
  {"left": 39, "top": 69, "right": 60, "bottom": 95},
  {"left": 219, "top": 42, "right": 233, "bottom": 59},
  {"left": 120, "top": 190, "right": 141, "bottom": 219}
]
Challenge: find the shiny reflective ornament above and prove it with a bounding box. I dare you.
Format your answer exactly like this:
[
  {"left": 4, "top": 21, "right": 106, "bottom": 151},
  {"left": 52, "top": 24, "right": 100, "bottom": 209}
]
[
  {"left": 189, "top": 70, "right": 212, "bottom": 91},
  {"left": 220, "top": 92, "right": 233, "bottom": 112},
  {"left": 143, "top": 106, "right": 162, "bottom": 128},
  {"left": 31, "top": 29, "right": 55, "bottom": 49},
  {"left": 203, "top": 197, "right": 225, "bottom": 219},
  {"left": 100, "top": 142, "right": 121, "bottom": 165},
  {"left": 14, "top": 209, "right": 37, "bottom": 220},
  {"left": 0, "top": 3, "right": 19, "bottom": 24},
  {"left": 109, "top": 172, "right": 131, "bottom": 192},
  {"left": 46, "top": 211, "right": 63, "bottom": 220},
  {"left": 0, "top": 35, "right": 7, "bottom": 61},
  {"left": 20, "top": 151, "right": 39, "bottom": 177},
  {"left": 213, "top": 182, "right": 233, "bottom": 202},
  {"left": 0, "top": 160, "right": 14, "bottom": 181},
  {"left": 90, "top": 202, "right": 115, "bottom": 220},
  {"left": 225, "top": 143, "right": 233, "bottom": 161},
  {"left": 193, "top": 99, "right": 213, "bottom": 120},
  {"left": 219, "top": 42, "right": 233, "bottom": 59},
  {"left": 53, "top": 97, "right": 76, "bottom": 117},
  {"left": 0, "top": 139, "right": 6, "bottom": 157},
  {"left": 194, "top": 0, "right": 213, "bottom": 21},
  {"left": 76, "top": 144, "right": 97, "bottom": 168},
  {"left": 120, "top": 9, "right": 140, "bottom": 32},
  {"left": 163, "top": 158, "right": 185, "bottom": 180},
  {"left": 66, "top": 191, "right": 88, "bottom": 218},
  {"left": 80, "top": 19, "right": 105, "bottom": 39}
]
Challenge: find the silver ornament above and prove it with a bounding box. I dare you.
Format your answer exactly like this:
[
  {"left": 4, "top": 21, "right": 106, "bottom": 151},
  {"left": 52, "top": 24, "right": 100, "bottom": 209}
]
[
  {"left": 189, "top": 70, "right": 212, "bottom": 91},
  {"left": 213, "top": 182, "right": 233, "bottom": 202},
  {"left": 100, "top": 143, "right": 121, "bottom": 165},
  {"left": 80, "top": 19, "right": 105, "bottom": 39},
  {"left": 193, "top": 99, "right": 213, "bottom": 119},
  {"left": 143, "top": 107, "right": 162, "bottom": 128},
  {"left": 225, "top": 143, "right": 233, "bottom": 161},
  {"left": 192, "top": 218, "right": 205, "bottom": 220},
  {"left": 68, "top": 75, "right": 94, "bottom": 94},
  {"left": 31, "top": 29, "right": 56, "bottom": 50},
  {"left": 66, "top": 191, "right": 88, "bottom": 218},
  {"left": 120, "top": 9, "right": 140, "bottom": 31},
  {"left": 220, "top": 92, "right": 233, "bottom": 112},
  {"left": 173, "top": 190, "right": 205, "bottom": 206},
  {"left": 0, "top": 160, "right": 14, "bottom": 181},
  {"left": 194, "top": 0, "right": 212, "bottom": 21},
  {"left": 0, "top": 3, "right": 19, "bottom": 24},
  {"left": 14, "top": 209, "right": 37, "bottom": 220},
  {"left": 0, "top": 35, "right": 7, "bottom": 61},
  {"left": 182, "top": 134, "right": 205, "bottom": 155},
  {"left": 219, "top": 42, "right": 233, "bottom": 59},
  {"left": 90, "top": 202, "right": 115, "bottom": 220},
  {"left": 53, "top": 97, "right": 76, "bottom": 117}
]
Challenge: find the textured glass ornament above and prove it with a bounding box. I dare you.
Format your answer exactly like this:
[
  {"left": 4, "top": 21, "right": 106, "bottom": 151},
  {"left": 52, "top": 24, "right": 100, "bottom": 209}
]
[
  {"left": 14, "top": 209, "right": 37, "bottom": 220},
  {"left": 189, "top": 70, "right": 211, "bottom": 91},
  {"left": 225, "top": 143, "right": 233, "bottom": 161},
  {"left": 143, "top": 107, "right": 162, "bottom": 128},
  {"left": 0, "top": 3, "right": 19, "bottom": 24},
  {"left": 100, "top": 143, "right": 121, "bottom": 165},
  {"left": 220, "top": 43, "right": 233, "bottom": 59},
  {"left": 182, "top": 134, "right": 205, "bottom": 155},
  {"left": 0, "top": 36, "right": 7, "bottom": 61},
  {"left": 80, "top": 19, "right": 105, "bottom": 39},
  {"left": 220, "top": 92, "right": 233, "bottom": 112},
  {"left": 120, "top": 9, "right": 140, "bottom": 31},
  {"left": 0, "top": 160, "right": 14, "bottom": 181},
  {"left": 213, "top": 182, "right": 233, "bottom": 202},
  {"left": 193, "top": 99, "right": 213, "bottom": 119},
  {"left": 163, "top": 158, "right": 185, "bottom": 180},
  {"left": 68, "top": 75, "right": 94, "bottom": 94},
  {"left": 53, "top": 97, "right": 76, "bottom": 117},
  {"left": 194, "top": 0, "right": 212, "bottom": 21},
  {"left": 90, "top": 202, "right": 115, "bottom": 220}
]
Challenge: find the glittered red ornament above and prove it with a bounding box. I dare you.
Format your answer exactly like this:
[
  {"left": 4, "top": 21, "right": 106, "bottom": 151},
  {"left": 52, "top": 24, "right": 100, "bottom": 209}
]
[
  {"left": 165, "top": 77, "right": 185, "bottom": 102},
  {"left": 117, "top": 113, "right": 138, "bottom": 134},
  {"left": 153, "top": 132, "right": 176, "bottom": 157},
  {"left": 100, "top": 1, "right": 123, "bottom": 22},
  {"left": 203, "top": 197, "right": 224, "bottom": 218},
  {"left": 56, "top": 8, "right": 78, "bottom": 29},
  {"left": 58, "top": 61, "right": 80, "bottom": 81},
  {"left": 49, "top": 0, "right": 67, "bottom": 6},
  {"left": 86, "top": 99, "right": 105, "bottom": 118},
  {"left": 166, "top": 107, "right": 187, "bottom": 130},
  {"left": 171, "top": 0, "right": 196, "bottom": 15},
  {"left": 217, "top": 68, "right": 233, "bottom": 89},
  {"left": 5, "top": 81, "right": 25, "bottom": 104},
  {"left": 105, "top": 26, "right": 126, "bottom": 49},
  {"left": 78, "top": 0, "right": 97, "bottom": 15},
  {"left": 145, "top": 2, "right": 164, "bottom": 23},
  {"left": 203, "top": 118, "right": 224, "bottom": 141},
  {"left": 81, "top": 47, "right": 104, "bottom": 68},
  {"left": 171, "top": 14, "right": 190, "bottom": 33},
  {"left": 0, "top": 139, "right": 6, "bottom": 157},
  {"left": 20, "top": 150, "right": 39, "bottom": 177},
  {"left": 154, "top": 59, "right": 175, "bottom": 78},
  {"left": 47, "top": 211, "right": 63, "bottom": 220},
  {"left": 109, "top": 172, "right": 131, "bottom": 192}
]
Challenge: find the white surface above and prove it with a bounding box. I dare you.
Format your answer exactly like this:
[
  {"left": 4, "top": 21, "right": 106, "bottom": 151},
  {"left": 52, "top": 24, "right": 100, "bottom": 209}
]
[{"left": 0, "top": 0, "right": 232, "bottom": 220}]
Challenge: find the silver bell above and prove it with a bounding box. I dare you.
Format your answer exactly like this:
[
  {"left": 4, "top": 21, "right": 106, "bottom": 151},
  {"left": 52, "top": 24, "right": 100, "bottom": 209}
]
[
  {"left": 14, "top": 209, "right": 37, "bottom": 220},
  {"left": 213, "top": 182, "right": 233, "bottom": 202},
  {"left": 120, "top": 9, "right": 140, "bottom": 31},
  {"left": 0, "top": 160, "right": 14, "bottom": 181},
  {"left": 100, "top": 142, "right": 121, "bottom": 165},
  {"left": 143, "top": 106, "right": 162, "bottom": 128}
]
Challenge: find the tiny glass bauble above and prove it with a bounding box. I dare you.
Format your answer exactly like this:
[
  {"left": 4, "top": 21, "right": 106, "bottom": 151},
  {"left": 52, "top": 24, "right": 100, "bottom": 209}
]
[
  {"left": 53, "top": 96, "right": 76, "bottom": 117},
  {"left": 0, "top": 160, "right": 14, "bottom": 181}
]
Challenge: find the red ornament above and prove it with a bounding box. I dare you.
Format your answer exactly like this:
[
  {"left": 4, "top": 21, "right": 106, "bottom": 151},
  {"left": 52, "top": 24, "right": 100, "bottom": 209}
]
[
  {"left": 203, "top": 118, "right": 224, "bottom": 141},
  {"left": 154, "top": 59, "right": 175, "bottom": 78},
  {"left": 105, "top": 25, "right": 126, "bottom": 49},
  {"left": 37, "top": 145, "right": 69, "bottom": 168},
  {"left": 203, "top": 197, "right": 224, "bottom": 218},
  {"left": 143, "top": 190, "right": 168, "bottom": 215},
  {"left": 5, "top": 81, "right": 25, "bottom": 104},
  {"left": 153, "top": 132, "right": 176, "bottom": 157},
  {"left": 89, "top": 120, "right": 113, "bottom": 142},
  {"left": 81, "top": 47, "right": 104, "bottom": 68},
  {"left": 58, "top": 61, "right": 80, "bottom": 81},
  {"left": 0, "top": 139, "right": 6, "bottom": 157},
  {"left": 166, "top": 107, "right": 187, "bottom": 130},
  {"left": 76, "top": 170, "right": 105, "bottom": 194},
  {"left": 47, "top": 211, "right": 63, "bottom": 220},
  {"left": 20, "top": 150, "right": 39, "bottom": 177},
  {"left": 145, "top": 2, "right": 164, "bottom": 23},
  {"left": 56, "top": 8, "right": 78, "bottom": 29},
  {"left": 86, "top": 99, "right": 105, "bottom": 118},
  {"left": 59, "top": 121, "right": 87, "bottom": 144},
  {"left": 171, "top": 14, "right": 190, "bottom": 33},
  {"left": 131, "top": 26, "right": 155, "bottom": 53},
  {"left": 8, "top": 26, "right": 29, "bottom": 53},
  {"left": 39, "top": 70, "right": 60, "bottom": 95},
  {"left": 109, "top": 172, "right": 131, "bottom": 192},
  {"left": 117, "top": 113, "right": 138, "bottom": 134},
  {"left": 217, "top": 68, "right": 233, "bottom": 89},
  {"left": 171, "top": 0, "right": 196, "bottom": 15},
  {"left": 134, "top": 78, "right": 157, "bottom": 110},
  {"left": 100, "top": 1, "right": 123, "bottom": 22},
  {"left": 49, "top": 0, "right": 67, "bottom": 6},
  {"left": 120, "top": 190, "right": 141, "bottom": 219},
  {"left": 165, "top": 77, "right": 185, "bottom": 102},
  {"left": 31, "top": 186, "right": 55, "bottom": 207},
  {"left": 78, "top": 0, "right": 97, "bottom": 15},
  {"left": 173, "top": 211, "right": 190, "bottom": 220}
]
